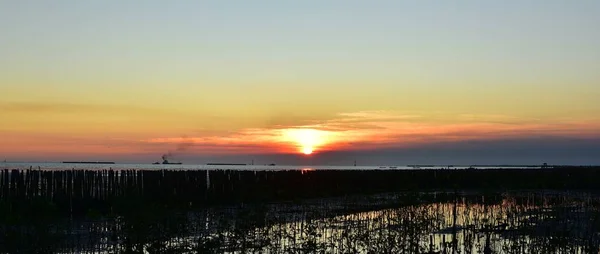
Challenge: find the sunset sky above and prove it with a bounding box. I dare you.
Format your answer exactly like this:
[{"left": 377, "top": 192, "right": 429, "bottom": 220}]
[{"left": 1, "top": 1, "right": 599, "bottom": 165}]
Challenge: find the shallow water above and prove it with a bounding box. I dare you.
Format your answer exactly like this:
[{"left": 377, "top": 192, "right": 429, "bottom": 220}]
[
  {"left": 4, "top": 191, "right": 599, "bottom": 253},
  {"left": 191, "top": 192, "right": 600, "bottom": 253}
]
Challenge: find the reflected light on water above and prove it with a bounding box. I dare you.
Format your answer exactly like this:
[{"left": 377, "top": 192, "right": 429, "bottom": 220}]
[
  {"left": 301, "top": 168, "right": 314, "bottom": 174},
  {"left": 31, "top": 192, "right": 600, "bottom": 253}
]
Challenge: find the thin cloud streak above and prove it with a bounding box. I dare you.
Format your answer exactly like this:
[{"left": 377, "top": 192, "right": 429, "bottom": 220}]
[
  {"left": 5, "top": 110, "right": 599, "bottom": 164},
  {"left": 146, "top": 111, "right": 600, "bottom": 154}
]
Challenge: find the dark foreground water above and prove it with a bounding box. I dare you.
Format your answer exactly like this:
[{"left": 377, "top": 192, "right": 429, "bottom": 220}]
[{"left": 3, "top": 191, "right": 600, "bottom": 253}]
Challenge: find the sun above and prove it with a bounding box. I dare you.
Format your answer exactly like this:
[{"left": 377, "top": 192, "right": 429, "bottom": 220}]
[
  {"left": 281, "top": 128, "right": 329, "bottom": 155},
  {"left": 302, "top": 147, "right": 313, "bottom": 155}
]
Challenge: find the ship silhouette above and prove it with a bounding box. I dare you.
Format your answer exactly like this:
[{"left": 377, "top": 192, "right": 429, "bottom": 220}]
[
  {"left": 153, "top": 159, "right": 182, "bottom": 165},
  {"left": 153, "top": 155, "right": 182, "bottom": 165}
]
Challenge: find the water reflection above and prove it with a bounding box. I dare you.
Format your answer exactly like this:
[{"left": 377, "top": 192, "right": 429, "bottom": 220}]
[
  {"left": 190, "top": 192, "right": 600, "bottom": 254},
  {"left": 6, "top": 191, "right": 600, "bottom": 253}
]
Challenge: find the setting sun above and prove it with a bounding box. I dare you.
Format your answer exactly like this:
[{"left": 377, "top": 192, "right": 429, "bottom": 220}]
[
  {"left": 281, "top": 128, "right": 332, "bottom": 155},
  {"left": 302, "top": 147, "right": 313, "bottom": 155}
]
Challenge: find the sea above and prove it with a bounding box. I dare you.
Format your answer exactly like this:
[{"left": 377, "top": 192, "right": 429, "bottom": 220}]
[{"left": 0, "top": 162, "right": 541, "bottom": 171}]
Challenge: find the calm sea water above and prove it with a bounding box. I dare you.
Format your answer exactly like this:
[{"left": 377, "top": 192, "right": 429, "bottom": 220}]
[{"left": 0, "top": 162, "right": 540, "bottom": 171}]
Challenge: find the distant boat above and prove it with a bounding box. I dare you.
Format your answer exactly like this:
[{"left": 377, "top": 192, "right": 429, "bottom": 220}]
[{"left": 153, "top": 160, "right": 182, "bottom": 165}]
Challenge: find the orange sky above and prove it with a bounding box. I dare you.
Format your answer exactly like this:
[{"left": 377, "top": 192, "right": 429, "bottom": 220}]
[
  {"left": 145, "top": 111, "right": 600, "bottom": 154},
  {"left": 4, "top": 107, "right": 598, "bottom": 162},
  {"left": 2, "top": 2, "right": 600, "bottom": 163}
]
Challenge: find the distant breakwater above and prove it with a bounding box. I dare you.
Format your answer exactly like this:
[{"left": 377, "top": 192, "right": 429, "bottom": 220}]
[{"left": 0, "top": 167, "right": 599, "bottom": 216}]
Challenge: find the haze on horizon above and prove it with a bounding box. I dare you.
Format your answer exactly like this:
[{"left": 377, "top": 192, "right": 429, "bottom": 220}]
[{"left": 1, "top": 1, "right": 599, "bottom": 165}]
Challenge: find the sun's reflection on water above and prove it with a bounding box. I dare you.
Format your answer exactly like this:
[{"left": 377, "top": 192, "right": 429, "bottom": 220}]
[{"left": 64, "top": 192, "right": 600, "bottom": 253}]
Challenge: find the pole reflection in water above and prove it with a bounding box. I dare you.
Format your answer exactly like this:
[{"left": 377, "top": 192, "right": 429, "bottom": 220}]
[
  {"left": 4, "top": 191, "right": 600, "bottom": 253},
  {"left": 188, "top": 192, "right": 600, "bottom": 254}
]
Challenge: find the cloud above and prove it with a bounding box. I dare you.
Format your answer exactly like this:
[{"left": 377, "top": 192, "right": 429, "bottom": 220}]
[
  {"left": 310, "top": 137, "right": 600, "bottom": 165},
  {"left": 6, "top": 109, "right": 599, "bottom": 164},
  {"left": 146, "top": 128, "right": 287, "bottom": 154},
  {"left": 144, "top": 110, "right": 600, "bottom": 155}
]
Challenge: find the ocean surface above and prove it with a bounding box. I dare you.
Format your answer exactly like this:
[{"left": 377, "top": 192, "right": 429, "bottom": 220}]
[{"left": 0, "top": 162, "right": 542, "bottom": 171}]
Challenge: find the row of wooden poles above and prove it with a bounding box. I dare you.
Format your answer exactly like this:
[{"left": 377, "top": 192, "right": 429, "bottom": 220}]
[{"left": 1, "top": 167, "right": 600, "bottom": 216}]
